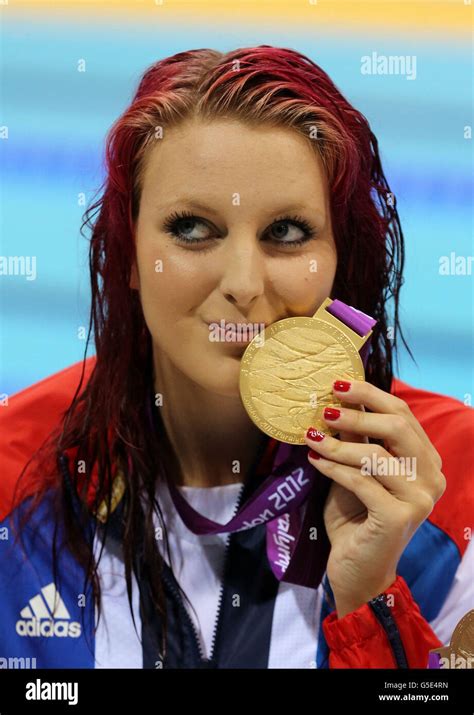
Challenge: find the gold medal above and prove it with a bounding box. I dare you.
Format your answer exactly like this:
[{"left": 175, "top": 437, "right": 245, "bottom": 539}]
[{"left": 239, "top": 298, "right": 373, "bottom": 444}]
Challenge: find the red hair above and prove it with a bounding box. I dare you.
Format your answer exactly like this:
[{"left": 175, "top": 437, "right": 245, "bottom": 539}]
[{"left": 17, "top": 46, "right": 410, "bottom": 633}]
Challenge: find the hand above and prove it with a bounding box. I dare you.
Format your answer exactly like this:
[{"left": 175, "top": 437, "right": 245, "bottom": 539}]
[{"left": 304, "top": 379, "right": 446, "bottom": 618}]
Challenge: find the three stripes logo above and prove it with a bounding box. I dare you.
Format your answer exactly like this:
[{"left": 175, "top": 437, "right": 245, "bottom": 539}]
[{"left": 15, "top": 583, "right": 81, "bottom": 638}]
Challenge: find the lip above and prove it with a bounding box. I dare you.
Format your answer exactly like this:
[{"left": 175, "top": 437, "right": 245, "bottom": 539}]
[
  {"left": 203, "top": 318, "right": 267, "bottom": 344},
  {"left": 204, "top": 319, "right": 268, "bottom": 329}
]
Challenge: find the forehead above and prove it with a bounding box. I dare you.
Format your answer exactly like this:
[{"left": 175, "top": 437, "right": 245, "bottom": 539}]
[{"left": 139, "top": 117, "right": 328, "bottom": 205}]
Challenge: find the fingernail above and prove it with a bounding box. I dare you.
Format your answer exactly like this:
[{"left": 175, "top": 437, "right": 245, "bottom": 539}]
[
  {"left": 333, "top": 380, "right": 351, "bottom": 393},
  {"left": 308, "top": 449, "right": 320, "bottom": 460},
  {"left": 324, "top": 407, "right": 341, "bottom": 421},
  {"left": 306, "top": 427, "right": 325, "bottom": 442}
]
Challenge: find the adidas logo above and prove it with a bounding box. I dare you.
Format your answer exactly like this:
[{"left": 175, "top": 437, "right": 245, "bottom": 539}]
[{"left": 16, "top": 583, "right": 81, "bottom": 638}]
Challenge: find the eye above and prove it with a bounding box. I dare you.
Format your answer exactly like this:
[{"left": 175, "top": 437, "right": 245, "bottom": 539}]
[
  {"left": 162, "top": 210, "right": 318, "bottom": 249},
  {"left": 264, "top": 215, "right": 317, "bottom": 247},
  {"left": 162, "top": 210, "right": 214, "bottom": 243}
]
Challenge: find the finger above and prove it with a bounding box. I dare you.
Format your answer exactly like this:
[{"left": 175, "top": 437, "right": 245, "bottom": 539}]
[
  {"left": 305, "top": 429, "right": 419, "bottom": 499},
  {"left": 322, "top": 404, "right": 426, "bottom": 467},
  {"left": 332, "top": 379, "right": 442, "bottom": 468},
  {"left": 309, "top": 450, "right": 437, "bottom": 524},
  {"left": 307, "top": 452, "right": 394, "bottom": 513},
  {"left": 338, "top": 403, "right": 368, "bottom": 445}
]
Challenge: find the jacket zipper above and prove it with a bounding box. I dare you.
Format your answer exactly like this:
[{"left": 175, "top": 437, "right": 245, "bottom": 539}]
[
  {"left": 162, "top": 482, "right": 242, "bottom": 665},
  {"left": 206, "top": 437, "right": 271, "bottom": 662},
  {"left": 161, "top": 481, "right": 246, "bottom": 666},
  {"left": 161, "top": 565, "right": 206, "bottom": 664},
  {"left": 207, "top": 482, "right": 246, "bottom": 662}
]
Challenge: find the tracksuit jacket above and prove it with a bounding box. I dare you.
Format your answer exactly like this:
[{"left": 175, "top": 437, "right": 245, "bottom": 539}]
[{"left": 0, "top": 358, "right": 472, "bottom": 668}]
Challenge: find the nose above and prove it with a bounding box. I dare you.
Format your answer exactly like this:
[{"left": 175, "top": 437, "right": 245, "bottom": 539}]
[{"left": 219, "top": 232, "right": 265, "bottom": 309}]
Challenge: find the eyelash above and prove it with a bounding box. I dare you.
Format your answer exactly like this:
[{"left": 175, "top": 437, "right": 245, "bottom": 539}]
[{"left": 162, "top": 210, "right": 318, "bottom": 249}]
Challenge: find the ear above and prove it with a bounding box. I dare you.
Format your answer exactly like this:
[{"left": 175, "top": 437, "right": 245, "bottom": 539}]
[{"left": 130, "top": 261, "right": 140, "bottom": 290}]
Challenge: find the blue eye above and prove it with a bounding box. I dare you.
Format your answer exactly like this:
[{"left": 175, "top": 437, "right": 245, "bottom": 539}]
[
  {"left": 265, "top": 216, "right": 317, "bottom": 247},
  {"left": 163, "top": 211, "right": 212, "bottom": 243},
  {"left": 162, "top": 210, "right": 318, "bottom": 248}
]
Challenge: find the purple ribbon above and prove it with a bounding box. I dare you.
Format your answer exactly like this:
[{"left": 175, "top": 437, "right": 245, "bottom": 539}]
[
  {"left": 159, "top": 301, "right": 377, "bottom": 590},
  {"left": 427, "top": 652, "right": 442, "bottom": 669},
  {"left": 167, "top": 442, "right": 332, "bottom": 588}
]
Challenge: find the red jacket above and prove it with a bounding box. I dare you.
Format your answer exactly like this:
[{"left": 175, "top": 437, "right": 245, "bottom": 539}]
[{"left": 1, "top": 358, "right": 473, "bottom": 668}]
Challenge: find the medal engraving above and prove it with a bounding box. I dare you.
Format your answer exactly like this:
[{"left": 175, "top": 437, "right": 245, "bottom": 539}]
[{"left": 239, "top": 316, "right": 366, "bottom": 444}]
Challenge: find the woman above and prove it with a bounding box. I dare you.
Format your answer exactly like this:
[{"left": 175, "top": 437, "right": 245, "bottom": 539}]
[{"left": 1, "top": 45, "right": 472, "bottom": 669}]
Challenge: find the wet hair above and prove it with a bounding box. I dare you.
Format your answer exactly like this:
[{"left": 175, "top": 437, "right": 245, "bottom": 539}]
[{"left": 15, "top": 45, "right": 411, "bottom": 645}]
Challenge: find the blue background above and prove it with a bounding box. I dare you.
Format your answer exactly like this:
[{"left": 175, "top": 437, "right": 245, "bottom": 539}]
[{"left": 1, "top": 16, "right": 472, "bottom": 402}]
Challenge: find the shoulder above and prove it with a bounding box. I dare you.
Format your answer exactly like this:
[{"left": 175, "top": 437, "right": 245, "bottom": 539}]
[
  {"left": 387, "top": 380, "right": 473, "bottom": 632},
  {"left": 391, "top": 377, "right": 472, "bottom": 430},
  {"left": 391, "top": 378, "right": 474, "bottom": 558},
  {"left": 0, "top": 358, "right": 96, "bottom": 521}
]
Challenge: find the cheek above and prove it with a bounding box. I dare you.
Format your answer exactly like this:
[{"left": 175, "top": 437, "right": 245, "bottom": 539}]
[
  {"left": 136, "top": 240, "right": 213, "bottom": 320},
  {"left": 270, "top": 252, "right": 337, "bottom": 313}
]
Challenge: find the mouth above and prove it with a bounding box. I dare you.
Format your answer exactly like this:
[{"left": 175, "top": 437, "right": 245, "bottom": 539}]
[{"left": 203, "top": 319, "right": 267, "bottom": 345}]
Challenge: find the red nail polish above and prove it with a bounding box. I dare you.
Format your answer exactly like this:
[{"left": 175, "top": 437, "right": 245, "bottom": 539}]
[
  {"left": 324, "top": 407, "right": 341, "bottom": 421},
  {"left": 333, "top": 380, "right": 351, "bottom": 393},
  {"left": 308, "top": 449, "right": 320, "bottom": 460},
  {"left": 306, "top": 427, "right": 325, "bottom": 442}
]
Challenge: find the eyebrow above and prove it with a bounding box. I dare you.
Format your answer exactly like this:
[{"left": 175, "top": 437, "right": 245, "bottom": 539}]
[
  {"left": 157, "top": 198, "right": 325, "bottom": 221},
  {"left": 158, "top": 199, "right": 222, "bottom": 217}
]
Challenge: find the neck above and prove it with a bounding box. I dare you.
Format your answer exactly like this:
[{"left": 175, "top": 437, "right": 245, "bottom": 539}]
[{"left": 153, "top": 352, "right": 267, "bottom": 488}]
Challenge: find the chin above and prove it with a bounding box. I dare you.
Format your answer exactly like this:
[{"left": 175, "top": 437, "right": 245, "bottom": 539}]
[{"left": 194, "top": 355, "right": 242, "bottom": 398}]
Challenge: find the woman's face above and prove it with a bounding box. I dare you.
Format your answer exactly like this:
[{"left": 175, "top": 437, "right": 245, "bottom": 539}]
[{"left": 131, "top": 117, "right": 337, "bottom": 397}]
